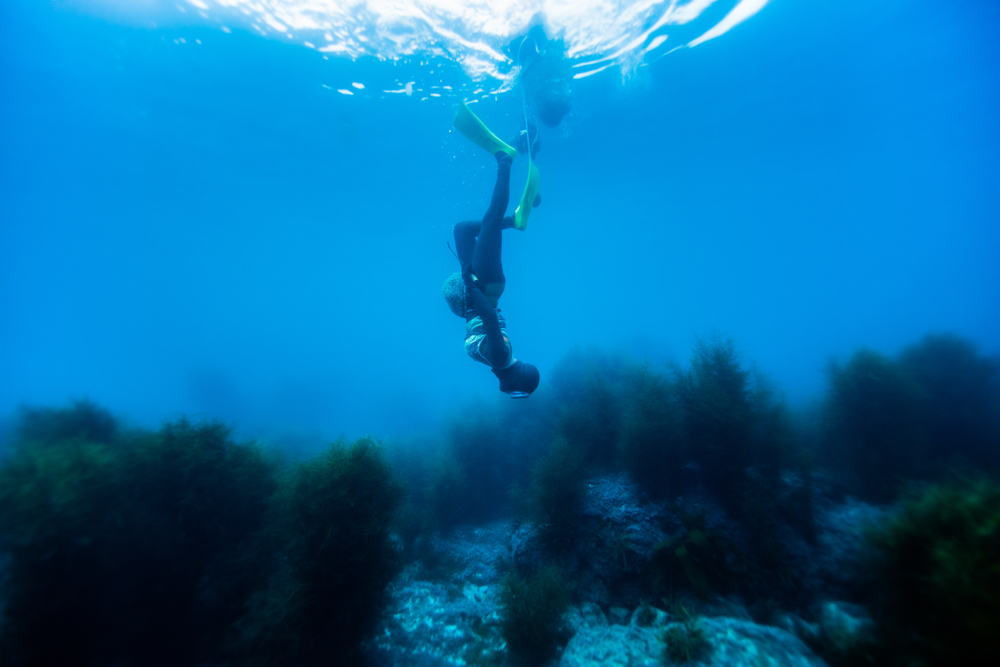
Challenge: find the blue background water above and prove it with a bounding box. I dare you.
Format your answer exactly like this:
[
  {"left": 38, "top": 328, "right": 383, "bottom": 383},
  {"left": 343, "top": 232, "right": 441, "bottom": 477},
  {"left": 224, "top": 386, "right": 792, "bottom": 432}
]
[{"left": 2, "top": 0, "right": 998, "bottom": 447}]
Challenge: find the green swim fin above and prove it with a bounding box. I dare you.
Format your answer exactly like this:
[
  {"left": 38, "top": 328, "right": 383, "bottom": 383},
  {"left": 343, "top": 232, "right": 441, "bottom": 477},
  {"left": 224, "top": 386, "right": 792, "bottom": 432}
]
[
  {"left": 453, "top": 101, "right": 517, "bottom": 159},
  {"left": 513, "top": 160, "right": 540, "bottom": 231}
]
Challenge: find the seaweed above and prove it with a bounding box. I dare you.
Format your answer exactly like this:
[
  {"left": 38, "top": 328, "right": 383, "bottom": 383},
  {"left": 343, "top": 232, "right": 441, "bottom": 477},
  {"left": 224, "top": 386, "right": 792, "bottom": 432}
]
[
  {"left": 525, "top": 437, "right": 587, "bottom": 550},
  {"left": 0, "top": 405, "right": 403, "bottom": 667},
  {"left": 822, "top": 349, "right": 929, "bottom": 502},
  {"left": 865, "top": 477, "right": 1000, "bottom": 666},
  {"left": 232, "top": 436, "right": 403, "bottom": 665},
  {"left": 424, "top": 447, "right": 468, "bottom": 532},
  {"left": 899, "top": 333, "right": 1000, "bottom": 470},
  {"left": 15, "top": 400, "right": 117, "bottom": 447},
  {"left": 675, "top": 337, "right": 791, "bottom": 514},
  {"left": 821, "top": 334, "right": 1000, "bottom": 503},
  {"left": 0, "top": 409, "right": 275, "bottom": 666},
  {"left": 499, "top": 567, "right": 570, "bottom": 665},
  {"left": 661, "top": 604, "right": 710, "bottom": 664},
  {"left": 645, "top": 511, "right": 740, "bottom": 600},
  {"left": 618, "top": 364, "right": 685, "bottom": 498},
  {"left": 421, "top": 401, "right": 553, "bottom": 532},
  {"left": 557, "top": 371, "right": 622, "bottom": 470}
]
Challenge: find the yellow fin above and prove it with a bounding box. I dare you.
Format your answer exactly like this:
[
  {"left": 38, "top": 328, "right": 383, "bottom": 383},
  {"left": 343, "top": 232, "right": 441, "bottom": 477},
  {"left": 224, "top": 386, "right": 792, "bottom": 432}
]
[
  {"left": 453, "top": 101, "right": 517, "bottom": 158},
  {"left": 513, "top": 160, "right": 540, "bottom": 231}
]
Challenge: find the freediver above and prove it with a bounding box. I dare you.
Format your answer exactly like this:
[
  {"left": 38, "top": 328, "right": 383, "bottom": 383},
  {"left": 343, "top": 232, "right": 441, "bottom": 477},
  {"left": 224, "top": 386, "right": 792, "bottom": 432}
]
[{"left": 441, "top": 102, "right": 541, "bottom": 397}]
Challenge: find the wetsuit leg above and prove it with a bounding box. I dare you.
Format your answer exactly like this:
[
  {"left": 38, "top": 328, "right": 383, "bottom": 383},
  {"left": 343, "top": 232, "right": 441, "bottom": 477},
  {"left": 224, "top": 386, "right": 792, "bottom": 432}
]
[
  {"left": 454, "top": 214, "right": 516, "bottom": 264},
  {"left": 453, "top": 220, "right": 480, "bottom": 275},
  {"left": 472, "top": 155, "right": 512, "bottom": 284}
]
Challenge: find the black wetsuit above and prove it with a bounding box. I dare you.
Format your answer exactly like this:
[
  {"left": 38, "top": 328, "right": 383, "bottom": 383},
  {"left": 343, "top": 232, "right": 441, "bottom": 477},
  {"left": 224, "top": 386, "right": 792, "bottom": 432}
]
[{"left": 453, "top": 155, "right": 515, "bottom": 369}]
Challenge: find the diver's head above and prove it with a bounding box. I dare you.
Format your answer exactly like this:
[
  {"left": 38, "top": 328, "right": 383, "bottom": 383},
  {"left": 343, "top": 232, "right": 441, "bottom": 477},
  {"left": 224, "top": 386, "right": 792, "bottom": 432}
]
[
  {"left": 492, "top": 360, "right": 540, "bottom": 397},
  {"left": 441, "top": 272, "right": 465, "bottom": 318}
]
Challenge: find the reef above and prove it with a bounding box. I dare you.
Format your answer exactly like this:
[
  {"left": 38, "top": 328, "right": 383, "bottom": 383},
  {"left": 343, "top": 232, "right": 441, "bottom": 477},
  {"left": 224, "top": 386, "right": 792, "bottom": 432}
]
[{"left": 2, "top": 332, "right": 998, "bottom": 666}]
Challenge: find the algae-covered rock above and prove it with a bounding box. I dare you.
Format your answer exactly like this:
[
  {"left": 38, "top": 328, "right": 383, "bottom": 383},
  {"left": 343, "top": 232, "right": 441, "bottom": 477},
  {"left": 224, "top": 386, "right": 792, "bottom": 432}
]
[
  {"left": 808, "top": 498, "right": 887, "bottom": 597},
  {"left": 560, "top": 617, "right": 826, "bottom": 667},
  {"left": 806, "top": 601, "right": 875, "bottom": 666},
  {"left": 512, "top": 474, "right": 668, "bottom": 606},
  {"left": 367, "top": 568, "right": 507, "bottom": 667},
  {"left": 561, "top": 625, "right": 662, "bottom": 667},
  {"left": 426, "top": 520, "right": 513, "bottom": 585}
]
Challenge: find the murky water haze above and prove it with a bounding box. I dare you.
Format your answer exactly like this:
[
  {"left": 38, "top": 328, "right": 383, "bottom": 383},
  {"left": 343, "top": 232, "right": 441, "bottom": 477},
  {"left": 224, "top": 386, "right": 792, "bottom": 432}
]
[{"left": 1, "top": 0, "right": 998, "bottom": 448}]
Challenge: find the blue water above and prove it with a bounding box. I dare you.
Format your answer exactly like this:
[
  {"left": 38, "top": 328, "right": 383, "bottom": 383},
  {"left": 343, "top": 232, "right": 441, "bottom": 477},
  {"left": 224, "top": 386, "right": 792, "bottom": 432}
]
[{"left": 1, "top": 0, "right": 998, "bottom": 444}]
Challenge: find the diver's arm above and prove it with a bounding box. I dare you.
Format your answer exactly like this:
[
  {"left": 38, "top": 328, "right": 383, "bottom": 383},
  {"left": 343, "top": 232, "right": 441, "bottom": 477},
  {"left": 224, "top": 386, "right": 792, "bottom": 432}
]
[{"left": 468, "top": 286, "right": 509, "bottom": 368}]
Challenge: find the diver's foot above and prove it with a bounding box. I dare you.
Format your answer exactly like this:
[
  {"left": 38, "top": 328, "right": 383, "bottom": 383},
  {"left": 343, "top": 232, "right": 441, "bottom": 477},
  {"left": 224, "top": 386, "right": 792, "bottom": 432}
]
[{"left": 495, "top": 151, "right": 514, "bottom": 166}]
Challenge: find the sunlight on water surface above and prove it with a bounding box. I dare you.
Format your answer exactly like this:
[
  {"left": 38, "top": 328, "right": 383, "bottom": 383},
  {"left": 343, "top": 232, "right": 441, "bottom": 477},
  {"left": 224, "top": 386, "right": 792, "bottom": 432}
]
[{"left": 158, "top": 0, "right": 771, "bottom": 82}]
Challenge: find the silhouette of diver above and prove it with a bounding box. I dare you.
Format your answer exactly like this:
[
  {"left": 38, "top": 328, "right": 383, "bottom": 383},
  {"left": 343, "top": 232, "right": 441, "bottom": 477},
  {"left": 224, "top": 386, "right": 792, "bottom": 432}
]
[{"left": 442, "top": 104, "right": 541, "bottom": 397}]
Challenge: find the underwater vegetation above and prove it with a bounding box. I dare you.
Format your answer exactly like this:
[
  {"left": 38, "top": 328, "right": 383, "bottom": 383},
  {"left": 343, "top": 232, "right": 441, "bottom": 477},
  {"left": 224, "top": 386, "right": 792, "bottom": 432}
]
[
  {"left": 674, "top": 338, "right": 793, "bottom": 514},
  {"left": 821, "top": 334, "right": 1000, "bottom": 502},
  {"left": 500, "top": 566, "right": 571, "bottom": 665},
  {"left": 409, "top": 385, "right": 567, "bottom": 536},
  {"left": 899, "top": 333, "right": 1000, "bottom": 469},
  {"left": 821, "top": 349, "right": 927, "bottom": 502},
  {"left": 645, "top": 509, "right": 740, "bottom": 600},
  {"left": 524, "top": 436, "right": 587, "bottom": 549},
  {"left": 234, "top": 436, "right": 403, "bottom": 666},
  {"left": 410, "top": 340, "right": 812, "bottom": 603},
  {"left": 863, "top": 477, "right": 1000, "bottom": 667},
  {"left": 0, "top": 404, "right": 402, "bottom": 667},
  {"left": 438, "top": 413, "right": 537, "bottom": 527},
  {"left": 661, "top": 605, "right": 711, "bottom": 664},
  {"left": 0, "top": 404, "right": 275, "bottom": 666},
  {"left": 557, "top": 370, "right": 623, "bottom": 471},
  {"left": 15, "top": 400, "right": 117, "bottom": 445},
  {"left": 414, "top": 352, "right": 630, "bottom": 536},
  {"left": 3, "top": 331, "right": 995, "bottom": 666},
  {"left": 618, "top": 339, "right": 805, "bottom": 604},
  {"left": 618, "top": 365, "right": 684, "bottom": 499}
]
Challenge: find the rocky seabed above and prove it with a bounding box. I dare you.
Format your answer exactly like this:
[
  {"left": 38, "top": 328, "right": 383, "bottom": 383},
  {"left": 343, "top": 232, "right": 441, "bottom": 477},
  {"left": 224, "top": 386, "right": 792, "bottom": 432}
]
[{"left": 367, "top": 475, "right": 877, "bottom": 667}]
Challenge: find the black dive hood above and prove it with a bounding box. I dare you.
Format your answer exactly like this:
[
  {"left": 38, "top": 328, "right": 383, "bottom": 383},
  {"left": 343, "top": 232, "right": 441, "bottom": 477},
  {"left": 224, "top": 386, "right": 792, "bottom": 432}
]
[{"left": 492, "top": 360, "right": 540, "bottom": 397}]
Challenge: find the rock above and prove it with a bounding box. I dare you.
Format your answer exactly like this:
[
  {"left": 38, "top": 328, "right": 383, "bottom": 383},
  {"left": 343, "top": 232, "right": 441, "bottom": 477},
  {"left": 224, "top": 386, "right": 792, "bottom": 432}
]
[
  {"left": 631, "top": 605, "right": 668, "bottom": 628},
  {"left": 366, "top": 567, "right": 506, "bottom": 667},
  {"left": 808, "top": 499, "right": 887, "bottom": 597},
  {"left": 579, "top": 475, "right": 669, "bottom": 582},
  {"left": 819, "top": 601, "right": 871, "bottom": 637},
  {"left": 370, "top": 479, "right": 877, "bottom": 666},
  {"left": 561, "top": 624, "right": 663, "bottom": 667},
  {"left": 608, "top": 606, "right": 631, "bottom": 625},
  {"left": 564, "top": 602, "right": 609, "bottom": 636},
  {"left": 773, "top": 612, "right": 819, "bottom": 645},
  {"left": 701, "top": 618, "right": 826, "bottom": 667},
  {"left": 767, "top": 487, "right": 889, "bottom": 607},
  {"left": 510, "top": 520, "right": 545, "bottom": 574},
  {"left": 512, "top": 474, "right": 670, "bottom": 607},
  {"left": 426, "top": 520, "right": 513, "bottom": 585},
  {"left": 560, "top": 616, "right": 827, "bottom": 667},
  {"left": 814, "top": 600, "right": 874, "bottom": 658},
  {"left": 563, "top": 606, "right": 588, "bottom": 635},
  {"left": 579, "top": 602, "right": 608, "bottom": 628}
]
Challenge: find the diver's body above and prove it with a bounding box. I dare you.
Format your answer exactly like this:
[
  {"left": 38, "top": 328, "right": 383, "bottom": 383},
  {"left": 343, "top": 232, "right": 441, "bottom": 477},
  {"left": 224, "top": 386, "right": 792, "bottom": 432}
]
[
  {"left": 454, "top": 153, "right": 516, "bottom": 365},
  {"left": 453, "top": 153, "right": 539, "bottom": 395},
  {"left": 443, "top": 102, "right": 540, "bottom": 396}
]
